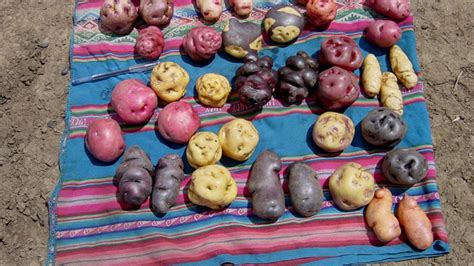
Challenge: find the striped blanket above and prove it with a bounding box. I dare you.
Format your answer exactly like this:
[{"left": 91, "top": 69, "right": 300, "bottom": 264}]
[{"left": 47, "top": 0, "right": 450, "bottom": 264}]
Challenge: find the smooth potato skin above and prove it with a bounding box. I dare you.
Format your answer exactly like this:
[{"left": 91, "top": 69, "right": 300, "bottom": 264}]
[
  {"left": 157, "top": 102, "right": 201, "bottom": 144},
  {"left": 365, "top": 188, "right": 401, "bottom": 242},
  {"left": 317, "top": 67, "right": 360, "bottom": 111},
  {"left": 151, "top": 154, "right": 185, "bottom": 214},
  {"left": 288, "top": 163, "right": 323, "bottom": 217},
  {"left": 368, "top": 0, "right": 410, "bottom": 21},
  {"left": 366, "top": 20, "right": 401, "bottom": 48},
  {"left": 248, "top": 151, "right": 285, "bottom": 220},
  {"left": 397, "top": 194, "right": 433, "bottom": 250},
  {"left": 139, "top": 0, "right": 173, "bottom": 26},
  {"left": 85, "top": 119, "right": 125, "bottom": 163}
]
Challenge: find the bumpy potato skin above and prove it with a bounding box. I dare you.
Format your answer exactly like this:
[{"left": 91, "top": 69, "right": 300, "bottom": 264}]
[
  {"left": 329, "top": 162, "right": 375, "bottom": 211},
  {"left": 380, "top": 72, "right": 404, "bottom": 115},
  {"left": 306, "top": 0, "right": 337, "bottom": 27},
  {"left": 85, "top": 119, "right": 125, "bottom": 163},
  {"left": 151, "top": 154, "right": 185, "bottom": 214},
  {"left": 365, "top": 188, "right": 401, "bottom": 242},
  {"left": 317, "top": 66, "right": 360, "bottom": 110},
  {"left": 218, "top": 118, "right": 259, "bottom": 161},
  {"left": 361, "top": 108, "right": 406, "bottom": 147},
  {"left": 365, "top": 20, "right": 401, "bottom": 48},
  {"left": 397, "top": 194, "right": 433, "bottom": 250},
  {"left": 390, "top": 45, "right": 418, "bottom": 89},
  {"left": 139, "top": 0, "right": 173, "bottom": 26},
  {"left": 368, "top": 0, "right": 410, "bottom": 21},
  {"left": 99, "top": 0, "right": 138, "bottom": 35},
  {"left": 150, "top": 62, "right": 190, "bottom": 102},
  {"left": 157, "top": 102, "right": 201, "bottom": 144},
  {"left": 263, "top": 5, "right": 305, "bottom": 44},
  {"left": 382, "top": 148, "right": 428, "bottom": 185},
  {"left": 229, "top": 0, "right": 253, "bottom": 17},
  {"left": 196, "top": 73, "right": 231, "bottom": 107},
  {"left": 182, "top": 27, "right": 222, "bottom": 62},
  {"left": 196, "top": 0, "right": 223, "bottom": 21},
  {"left": 186, "top": 132, "right": 222, "bottom": 169},
  {"left": 362, "top": 54, "right": 382, "bottom": 97},
  {"left": 319, "top": 36, "right": 363, "bottom": 71},
  {"left": 115, "top": 146, "right": 154, "bottom": 207},
  {"left": 288, "top": 163, "right": 323, "bottom": 217},
  {"left": 222, "top": 19, "right": 263, "bottom": 58},
  {"left": 135, "top": 26, "right": 165, "bottom": 60},
  {"left": 312, "top": 112, "right": 355, "bottom": 153},
  {"left": 248, "top": 151, "right": 285, "bottom": 220}
]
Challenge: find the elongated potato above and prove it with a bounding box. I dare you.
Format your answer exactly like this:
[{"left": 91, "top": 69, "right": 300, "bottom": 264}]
[
  {"left": 380, "top": 72, "right": 403, "bottom": 115},
  {"left": 362, "top": 54, "right": 382, "bottom": 97},
  {"left": 390, "top": 45, "right": 418, "bottom": 89},
  {"left": 365, "top": 188, "right": 401, "bottom": 242},
  {"left": 151, "top": 154, "right": 185, "bottom": 214},
  {"left": 397, "top": 194, "right": 433, "bottom": 250},
  {"left": 288, "top": 163, "right": 323, "bottom": 217}
]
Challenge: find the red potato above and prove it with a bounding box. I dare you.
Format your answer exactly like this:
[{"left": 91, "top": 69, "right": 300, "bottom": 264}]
[
  {"left": 365, "top": 20, "right": 401, "bottom": 48},
  {"left": 306, "top": 0, "right": 337, "bottom": 27},
  {"left": 139, "top": 0, "right": 174, "bottom": 26},
  {"left": 368, "top": 0, "right": 411, "bottom": 21},
  {"left": 111, "top": 79, "right": 158, "bottom": 125},
  {"left": 397, "top": 194, "right": 434, "bottom": 250},
  {"left": 319, "top": 36, "right": 363, "bottom": 71},
  {"left": 135, "top": 26, "right": 165, "bottom": 60},
  {"left": 85, "top": 119, "right": 125, "bottom": 163},
  {"left": 99, "top": 0, "right": 138, "bottom": 35},
  {"left": 157, "top": 102, "right": 201, "bottom": 144},
  {"left": 182, "top": 26, "right": 222, "bottom": 61},
  {"left": 229, "top": 0, "right": 253, "bottom": 17},
  {"left": 297, "top": 0, "right": 309, "bottom": 5},
  {"left": 317, "top": 66, "right": 360, "bottom": 110}
]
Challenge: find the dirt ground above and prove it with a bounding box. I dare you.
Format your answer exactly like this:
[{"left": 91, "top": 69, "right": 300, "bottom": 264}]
[{"left": 0, "top": 0, "right": 472, "bottom": 265}]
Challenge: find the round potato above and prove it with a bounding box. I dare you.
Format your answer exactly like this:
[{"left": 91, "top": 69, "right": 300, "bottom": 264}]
[
  {"left": 317, "top": 66, "right": 360, "bottom": 111},
  {"left": 361, "top": 108, "right": 406, "bottom": 147},
  {"left": 368, "top": 0, "right": 410, "bottom": 21},
  {"left": 85, "top": 119, "right": 125, "bottom": 163},
  {"left": 186, "top": 132, "right": 222, "bottom": 169},
  {"left": 99, "top": 0, "right": 138, "bottom": 35},
  {"left": 135, "top": 26, "right": 165, "bottom": 60},
  {"left": 139, "top": 0, "right": 173, "bottom": 26},
  {"left": 218, "top": 118, "right": 259, "bottom": 161},
  {"left": 382, "top": 148, "right": 428, "bottom": 185},
  {"left": 365, "top": 20, "right": 401, "bottom": 48},
  {"left": 229, "top": 0, "right": 253, "bottom": 17},
  {"left": 312, "top": 112, "right": 355, "bottom": 153},
  {"left": 306, "top": 0, "right": 337, "bottom": 27},
  {"left": 329, "top": 162, "right": 375, "bottom": 211},
  {"left": 150, "top": 62, "right": 190, "bottom": 102},
  {"left": 196, "top": 73, "right": 231, "bottom": 107},
  {"left": 182, "top": 27, "right": 222, "bottom": 62},
  {"left": 319, "top": 36, "right": 363, "bottom": 71},
  {"left": 262, "top": 5, "right": 305, "bottom": 44},
  {"left": 157, "top": 102, "right": 201, "bottom": 144},
  {"left": 188, "top": 165, "right": 237, "bottom": 209}
]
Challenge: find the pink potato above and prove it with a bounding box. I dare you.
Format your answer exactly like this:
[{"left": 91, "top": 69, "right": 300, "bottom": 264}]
[
  {"left": 135, "top": 26, "right": 165, "bottom": 59},
  {"left": 306, "top": 0, "right": 337, "bottom": 27},
  {"left": 99, "top": 0, "right": 138, "bottom": 35},
  {"left": 366, "top": 20, "right": 401, "bottom": 48},
  {"left": 85, "top": 119, "right": 125, "bottom": 163},
  {"left": 229, "top": 0, "right": 253, "bottom": 17},
  {"left": 111, "top": 79, "right": 158, "bottom": 125},
  {"left": 319, "top": 36, "right": 363, "bottom": 71},
  {"left": 139, "top": 0, "right": 174, "bottom": 26},
  {"left": 182, "top": 26, "right": 222, "bottom": 61},
  {"left": 157, "top": 102, "right": 201, "bottom": 144},
  {"left": 317, "top": 66, "right": 360, "bottom": 110},
  {"left": 368, "top": 0, "right": 410, "bottom": 21}
]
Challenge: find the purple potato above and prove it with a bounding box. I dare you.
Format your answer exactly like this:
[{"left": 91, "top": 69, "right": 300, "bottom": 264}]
[
  {"left": 382, "top": 148, "right": 428, "bottom": 185},
  {"left": 151, "top": 154, "right": 185, "bottom": 214},
  {"left": 288, "top": 163, "right": 323, "bottom": 217},
  {"left": 361, "top": 108, "right": 407, "bottom": 147}
]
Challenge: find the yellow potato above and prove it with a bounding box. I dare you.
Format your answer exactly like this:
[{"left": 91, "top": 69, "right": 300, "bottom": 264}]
[
  {"left": 186, "top": 132, "right": 222, "bottom": 169},
  {"left": 390, "top": 45, "right": 418, "bottom": 89},
  {"left": 196, "top": 73, "right": 231, "bottom": 107},
  {"left": 150, "top": 62, "right": 189, "bottom": 102},
  {"left": 196, "top": 0, "right": 223, "bottom": 21},
  {"left": 365, "top": 188, "right": 401, "bottom": 242},
  {"left": 312, "top": 112, "right": 355, "bottom": 153},
  {"left": 218, "top": 118, "right": 259, "bottom": 161},
  {"left": 380, "top": 72, "right": 404, "bottom": 115},
  {"left": 329, "top": 162, "right": 375, "bottom": 210},
  {"left": 362, "top": 54, "right": 382, "bottom": 97},
  {"left": 188, "top": 164, "right": 237, "bottom": 209}
]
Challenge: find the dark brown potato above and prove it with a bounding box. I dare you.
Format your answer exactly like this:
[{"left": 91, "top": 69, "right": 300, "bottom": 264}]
[
  {"left": 151, "top": 154, "right": 185, "bottom": 214},
  {"left": 115, "top": 146, "right": 154, "bottom": 207},
  {"left": 139, "top": 0, "right": 174, "bottom": 26},
  {"left": 382, "top": 148, "right": 428, "bottom": 185},
  {"left": 222, "top": 19, "right": 263, "bottom": 58},
  {"left": 361, "top": 108, "right": 407, "bottom": 147},
  {"left": 248, "top": 150, "right": 285, "bottom": 220},
  {"left": 262, "top": 5, "right": 305, "bottom": 44},
  {"left": 288, "top": 163, "right": 323, "bottom": 217}
]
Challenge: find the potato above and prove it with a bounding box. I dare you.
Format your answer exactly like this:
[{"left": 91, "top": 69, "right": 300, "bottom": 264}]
[
  {"left": 329, "top": 162, "right": 375, "bottom": 211},
  {"left": 306, "top": 0, "right": 337, "bottom": 27},
  {"left": 361, "top": 108, "right": 406, "bottom": 147},
  {"left": 157, "top": 102, "right": 201, "bottom": 144},
  {"left": 111, "top": 79, "right": 158, "bottom": 125},
  {"left": 382, "top": 148, "right": 428, "bottom": 185},
  {"left": 196, "top": 0, "right": 223, "bottom": 22},
  {"left": 134, "top": 26, "right": 165, "bottom": 60},
  {"left": 186, "top": 132, "right": 222, "bottom": 169},
  {"left": 150, "top": 62, "right": 190, "bottom": 102},
  {"left": 85, "top": 119, "right": 125, "bottom": 163},
  {"left": 365, "top": 188, "right": 401, "bottom": 242},
  {"left": 218, "top": 118, "right": 259, "bottom": 161},
  {"left": 397, "top": 194, "right": 433, "bottom": 250},
  {"left": 188, "top": 165, "right": 237, "bottom": 209},
  {"left": 262, "top": 5, "right": 305, "bottom": 44},
  {"left": 196, "top": 73, "right": 231, "bottom": 107},
  {"left": 229, "top": 0, "right": 253, "bottom": 17},
  {"left": 380, "top": 72, "right": 404, "bottom": 115},
  {"left": 312, "top": 112, "right": 355, "bottom": 153},
  {"left": 390, "top": 45, "right": 418, "bottom": 89},
  {"left": 248, "top": 150, "right": 285, "bottom": 220},
  {"left": 182, "top": 27, "right": 222, "bottom": 62},
  {"left": 139, "top": 0, "right": 173, "bottom": 26},
  {"left": 365, "top": 20, "right": 401, "bottom": 48},
  {"left": 99, "top": 0, "right": 138, "bottom": 35},
  {"left": 115, "top": 146, "right": 153, "bottom": 207},
  {"left": 317, "top": 66, "right": 360, "bottom": 110},
  {"left": 222, "top": 19, "right": 263, "bottom": 59},
  {"left": 319, "top": 36, "right": 363, "bottom": 71},
  {"left": 151, "top": 154, "right": 185, "bottom": 214},
  {"left": 361, "top": 54, "right": 382, "bottom": 97},
  {"left": 288, "top": 163, "right": 323, "bottom": 217},
  {"left": 368, "top": 0, "right": 410, "bottom": 21}
]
